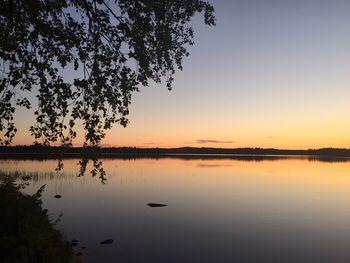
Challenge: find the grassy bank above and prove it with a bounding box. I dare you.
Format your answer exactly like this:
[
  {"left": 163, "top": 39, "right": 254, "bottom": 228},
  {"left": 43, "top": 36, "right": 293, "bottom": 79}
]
[{"left": 0, "top": 176, "right": 77, "bottom": 263}]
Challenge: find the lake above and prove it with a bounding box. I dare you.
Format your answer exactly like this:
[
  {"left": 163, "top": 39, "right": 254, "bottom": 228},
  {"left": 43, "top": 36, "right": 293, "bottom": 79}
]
[{"left": 1, "top": 156, "right": 350, "bottom": 263}]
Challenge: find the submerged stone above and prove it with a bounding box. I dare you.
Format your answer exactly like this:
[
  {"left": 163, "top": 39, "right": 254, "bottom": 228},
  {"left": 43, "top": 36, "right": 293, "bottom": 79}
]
[
  {"left": 21, "top": 175, "right": 32, "bottom": 181},
  {"left": 147, "top": 203, "right": 168, "bottom": 207},
  {"left": 71, "top": 239, "right": 79, "bottom": 247},
  {"left": 100, "top": 239, "right": 114, "bottom": 245}
]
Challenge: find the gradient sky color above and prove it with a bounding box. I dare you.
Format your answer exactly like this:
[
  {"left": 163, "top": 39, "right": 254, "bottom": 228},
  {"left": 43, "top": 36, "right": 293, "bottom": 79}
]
[{"left": 13, "top": 0, "right": 350, "bottom": 149}]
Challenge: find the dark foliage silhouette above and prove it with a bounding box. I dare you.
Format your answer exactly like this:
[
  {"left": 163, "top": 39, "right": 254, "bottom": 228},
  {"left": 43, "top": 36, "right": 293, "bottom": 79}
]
[{"left": 0, "top": 0, "right": 215, "bottom": 146}]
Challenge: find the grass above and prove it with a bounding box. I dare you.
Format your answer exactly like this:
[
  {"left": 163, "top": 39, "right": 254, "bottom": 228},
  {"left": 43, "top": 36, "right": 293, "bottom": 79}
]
[{"left": 0, "top": 176, "right": 75, "bottom": 263}]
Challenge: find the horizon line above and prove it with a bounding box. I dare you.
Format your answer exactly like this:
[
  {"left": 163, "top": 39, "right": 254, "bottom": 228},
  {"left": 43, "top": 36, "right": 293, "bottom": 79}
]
[{"left": 2, "top": 145, "right": 350, "bottom": 151}]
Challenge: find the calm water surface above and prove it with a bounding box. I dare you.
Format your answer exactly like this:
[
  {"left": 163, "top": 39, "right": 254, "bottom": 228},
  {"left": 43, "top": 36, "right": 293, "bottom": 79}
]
[{"left": 1, "top": 157, "right": 350, "bottom": 262}]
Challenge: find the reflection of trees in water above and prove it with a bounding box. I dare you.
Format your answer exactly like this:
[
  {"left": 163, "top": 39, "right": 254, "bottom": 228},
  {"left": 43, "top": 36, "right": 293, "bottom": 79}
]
[
  {"left": 77, "top": 157, "right": 107, "bottom": 183},
  {"left": 53, "top": 149, "right": 107, "bottom": 183},
  {"left": 2, "top": 152, "right": 350, "bottom": 163},
  {"left": 1, "top": 154, "right": 349, "bottom": 187},
  {"left": 306, "top": 156, "right": 350, "bottom": 163}
]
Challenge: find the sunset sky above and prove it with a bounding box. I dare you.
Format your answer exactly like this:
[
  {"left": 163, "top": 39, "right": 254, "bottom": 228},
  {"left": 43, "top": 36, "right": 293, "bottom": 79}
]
[{"left": 13, "top": 0, "right": 350, "bottom": 149}]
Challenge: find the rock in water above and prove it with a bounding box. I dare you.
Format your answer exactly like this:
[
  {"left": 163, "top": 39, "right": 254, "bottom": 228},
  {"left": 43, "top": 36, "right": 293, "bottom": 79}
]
[
  {"left": 100, "top": 239, "right": 114, "bottom": 245},
  {"left": 71, "top": 239, "right": 79, "bottom": 247},
  {"left": 54, "top": 194, "right": 61, "bottom": 199},
  {"left": 21, "top": 175, "right": 32, "bottom": 181},
  {"left": 147, "top": 203, "right": 168, "bottom": 207}
]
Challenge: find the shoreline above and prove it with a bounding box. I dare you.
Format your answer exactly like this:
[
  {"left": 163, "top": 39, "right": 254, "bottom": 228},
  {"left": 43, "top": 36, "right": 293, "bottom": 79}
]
[{"left": 0, "top": 152, "right": 350, "bottom": 163}]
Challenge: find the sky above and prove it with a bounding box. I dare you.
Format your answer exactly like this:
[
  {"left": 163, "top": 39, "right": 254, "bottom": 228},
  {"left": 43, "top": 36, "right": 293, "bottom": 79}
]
[{"left": 13, "top": 0, "right": 350, "bottom": 149}]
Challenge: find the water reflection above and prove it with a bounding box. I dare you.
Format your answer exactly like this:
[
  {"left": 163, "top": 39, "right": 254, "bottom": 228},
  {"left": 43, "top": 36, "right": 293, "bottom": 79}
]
[
  {"left": 4, "top": 154, "right": 350, "bottom": 184},
  {"left": 77, "top": 157, "right": 107, "bottom": 183},
  {"left": 1, "top": 157, "right": 350, "bottom": 262},
  {"left": 2, "top": 153, "right": 350, "bottom": 162}
]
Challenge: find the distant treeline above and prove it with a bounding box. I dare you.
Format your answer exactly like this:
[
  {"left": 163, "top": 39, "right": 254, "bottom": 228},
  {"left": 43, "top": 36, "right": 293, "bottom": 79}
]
[{"left": 1, "top": 145, "right": 350, "bottom": 157}]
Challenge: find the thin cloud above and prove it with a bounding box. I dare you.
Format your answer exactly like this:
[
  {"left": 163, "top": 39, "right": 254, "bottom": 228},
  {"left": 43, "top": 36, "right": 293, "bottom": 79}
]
[
  {"left": 196, "top": 139, "right": 234, "bottom": 144},
  {"left": 265, "top": 136, "right": 276, "bottom": 139}
]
